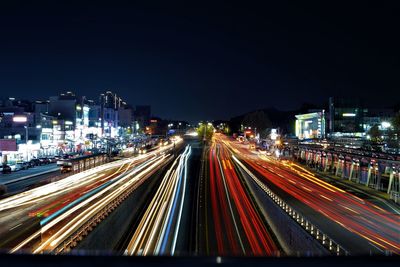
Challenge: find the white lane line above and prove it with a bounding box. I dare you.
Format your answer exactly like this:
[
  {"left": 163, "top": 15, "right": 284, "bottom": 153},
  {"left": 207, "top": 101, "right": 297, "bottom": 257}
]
[
  {"left": 217, "top": 150, "right": 246, "bottom": 254},
  {"left": 9, "top": 223, "right": 22, "bottom": 231}
]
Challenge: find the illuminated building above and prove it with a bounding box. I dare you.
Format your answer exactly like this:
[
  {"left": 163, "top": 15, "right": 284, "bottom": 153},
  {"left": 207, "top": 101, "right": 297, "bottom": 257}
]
[
  {"left": 295, "top": 111, "right": 325, "bottom": 139},
  {"left": 145, "top": 117, "right": 168, "bottom": 136},
  {"left": 99, "top": 91, "right": 122, "bottom": 138},
  {"left": 328, "top": 97, "right": 365, "bottom": 137}
]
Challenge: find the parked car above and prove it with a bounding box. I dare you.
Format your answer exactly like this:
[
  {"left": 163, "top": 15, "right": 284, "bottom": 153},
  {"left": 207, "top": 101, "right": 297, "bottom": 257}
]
[
  {"left": 39, "top": 157, "right": 50, "bottom": 164},
  {"left": 27, "top": 160, "right": 36, "bottom": 168},
  {"left": 16, "top": 162, "right": 29, "bottom": 170},
  {"left": 30, "top": 158, "right": 41, "bottom": 166},
  {"left": 24, "top": 161, "right": 33, "bottom": 168},
  {"left": 24, "top": 161, "right": 31, "bottom": 169},
  {"left": 16, "top": 162, "right": 24, "bottom": 170},
  {"left": 46, "top": 157, "right": 53, "bottom": 163},
  {"left": 1, "top": 164, "right": 11, "bottom": 174},
  {"left": 10, "top": 164, "right": 21, "bottom": 172},
  {"left": 62, "top": 154, "right": 73, "bottom": 159}
]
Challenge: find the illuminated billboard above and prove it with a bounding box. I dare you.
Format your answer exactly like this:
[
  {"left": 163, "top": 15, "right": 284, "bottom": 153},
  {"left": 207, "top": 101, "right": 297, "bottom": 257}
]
[{"left": 0, "top": 139, "right": 17, "bottom": 151}]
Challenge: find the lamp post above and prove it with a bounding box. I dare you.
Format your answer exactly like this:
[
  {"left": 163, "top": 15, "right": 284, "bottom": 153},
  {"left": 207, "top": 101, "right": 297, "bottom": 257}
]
[
  {"left": 166, "top": 123, "right": 171, "bottom": 138},
  {"left": 12, "top": 115, "right": 29, "bottom": 161},
  {"left": 24, "top": 126, "right": 29, "bottom": 161},
  {"left": 203, "top": 123, "right": 207, "bottom": 142},
  {"left": 24, "top": 126, "right": 28, "bottom": 144}
]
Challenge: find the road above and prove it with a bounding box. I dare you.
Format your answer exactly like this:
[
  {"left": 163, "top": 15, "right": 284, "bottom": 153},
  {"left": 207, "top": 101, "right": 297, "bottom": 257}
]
[
  {"left": 125, "top": 145, "right": 192, "bottom": 256},
  {"left": 305, "top": 169, "right": 400, "bottom": 215},
  {"left": 0, "top": 164, "right": 59, "bottom": 196},
  {"left": 196, "top": 136, "right": 279, "bottom": 256},
  {"left": 0, "top": 138, "right": 183, "bottom": 253},
  {"left": 217, "top": 134, "right": 400, "bottom": 255},
  {"left": 1, "top": 134, "right": 398, "bottom": 256}
]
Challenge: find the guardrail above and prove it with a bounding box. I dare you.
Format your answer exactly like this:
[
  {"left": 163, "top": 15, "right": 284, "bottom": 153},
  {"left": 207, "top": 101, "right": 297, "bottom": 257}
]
[
  {"left": 232, "top": 155, "right": 349, "bottom": 256},
  {"left": 53, "top": 189, "right": 127, "bottom": 254}
]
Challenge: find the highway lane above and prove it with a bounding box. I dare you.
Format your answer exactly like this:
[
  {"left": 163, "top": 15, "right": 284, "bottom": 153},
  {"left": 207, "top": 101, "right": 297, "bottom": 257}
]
[
  {"left": 0, "top": 138, "right": 183, "bottom": 253},
  {"left": 197, "top": 137, "right": 279, "bottom": 256},
  {"left": 4, "top": 172, "right": 61, "bottom": 196},
  {"left": 125, "top": 145, "right": 191, "bottom": 256},
  {"left": 33, "top": 154, "right": 172, "bottom": 253},
  {"left": 219, "top": 135, "right": 400, "bottom": 255},
  {"left": 0, "top": 164, "right": 59, "bottom": 197},
  {"left": 0, "top": 163, "right": 58, "bottom": 184},
  {"left": 0, "top": 156, "right": 146, "bottom": 244},
  {"left": 0, "top": 161, "right": 134, "bottom": 250},
  {"left": 300, "top": 168, "right": 400, "bottom": 215}
]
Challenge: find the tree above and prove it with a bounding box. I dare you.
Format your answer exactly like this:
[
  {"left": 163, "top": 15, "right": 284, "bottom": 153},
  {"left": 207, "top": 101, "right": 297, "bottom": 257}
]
[
  {"left": 242, "top": 110, "right": 272, "bottom": 138},
  {"left": 390, "top": 112, "right": 400, "bottom": 152},
  {"left": 197, "top": 123, "right": 214, "bottom": 142},
  {"left": 392, "top": 112, "right": 400, "bottom": 136},
  {"left": 368, "top": 124, "right": 382, "bottom": 143}
]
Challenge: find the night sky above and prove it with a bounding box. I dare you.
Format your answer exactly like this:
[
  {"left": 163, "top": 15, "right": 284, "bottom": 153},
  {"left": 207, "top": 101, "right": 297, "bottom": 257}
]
[{"left": 0, "top": 1, "right": 399, "bottom": 122}]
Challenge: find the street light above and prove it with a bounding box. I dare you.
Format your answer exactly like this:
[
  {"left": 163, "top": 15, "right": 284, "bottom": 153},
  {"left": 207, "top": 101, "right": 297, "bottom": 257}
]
[
  {"left": 381, "top": 122, "right": 391, "bottom": 129},
  {"left": 12, "top": 115, "right": 29, "bottom": 160},
  {"left": 24, "top": 126, "right": 28, "bottom": 144},
  {"left": 24, "top": 126, "right": 29, "bottom": 161}
]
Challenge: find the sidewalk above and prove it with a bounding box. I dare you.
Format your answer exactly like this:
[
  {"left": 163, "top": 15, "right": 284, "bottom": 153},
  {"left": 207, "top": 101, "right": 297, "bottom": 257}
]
[{"left": 0, "top": 164, "right": 59, "bottom": 185}]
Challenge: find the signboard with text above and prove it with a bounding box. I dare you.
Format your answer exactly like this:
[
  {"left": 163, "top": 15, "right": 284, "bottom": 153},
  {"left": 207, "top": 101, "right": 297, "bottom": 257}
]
[{"left": 0, "top": 139, "right": 17, "bottom": 152}]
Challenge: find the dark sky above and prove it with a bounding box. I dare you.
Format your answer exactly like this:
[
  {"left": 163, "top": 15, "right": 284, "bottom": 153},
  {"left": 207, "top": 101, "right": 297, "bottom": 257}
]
[{"left": 0, "top": 1, "right": 399, "bottom": 122}]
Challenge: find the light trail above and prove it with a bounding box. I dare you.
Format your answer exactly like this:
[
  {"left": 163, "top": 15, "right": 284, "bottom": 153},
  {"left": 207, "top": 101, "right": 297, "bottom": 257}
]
[
  {"left": 207, "top": 136, "right": 278, "bottom": 256},
  {"left": 2, "top": 138, "right": 183, "bottom": 253},
  {"left": 220, "top": 134, "right": 400, "bottom": 254},
  {"left": 125, "top": 145, "right": 191, "bottom": 256}
]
